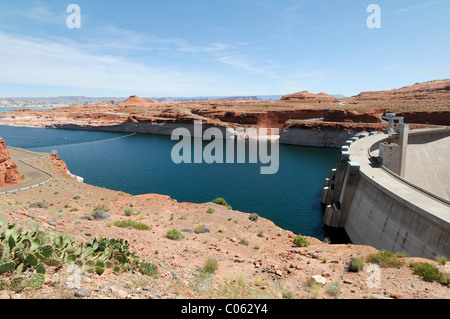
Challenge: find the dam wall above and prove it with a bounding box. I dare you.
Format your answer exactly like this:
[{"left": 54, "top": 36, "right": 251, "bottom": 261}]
[{"left": 321, "top": 128, "right": 450, "bottom": 259}]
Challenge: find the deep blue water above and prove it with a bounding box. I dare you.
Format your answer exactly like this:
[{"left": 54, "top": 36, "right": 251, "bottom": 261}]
[{"left": 0, "top": 125, "right": 345, "bottom": 241}]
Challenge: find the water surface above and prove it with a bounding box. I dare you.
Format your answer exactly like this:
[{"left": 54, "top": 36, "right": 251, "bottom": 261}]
[{"left": 0, "top": 125, "right": 346, "bottom": 241}]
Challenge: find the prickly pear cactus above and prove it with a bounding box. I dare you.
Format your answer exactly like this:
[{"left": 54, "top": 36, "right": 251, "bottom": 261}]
[
  {"left": 10, "top": 276, "right": 27, "bottom": 292},
  {"left": 34, "top": 263, "right": 46, "bottom": 274},
  {"left": 41, "top": 245, "right": 53, "bottom": 258},
  {"left": 0, "top": 262, "right": 15, "bottom": 275},
  {"left": 28, "top": 273, "right": 45, "bottom": 288},
  {"left": 26, "top": 253, "right": 38, "bottom": 267}
]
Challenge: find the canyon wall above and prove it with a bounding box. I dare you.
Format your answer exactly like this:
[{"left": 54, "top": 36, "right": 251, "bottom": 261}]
[{"left": 0, "top": 138, "right": 22, "bottom": 186}]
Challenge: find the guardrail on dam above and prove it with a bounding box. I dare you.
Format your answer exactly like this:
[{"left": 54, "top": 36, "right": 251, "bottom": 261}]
[{"left": 321, "top": 124, "right": 450, "bottom": 260}]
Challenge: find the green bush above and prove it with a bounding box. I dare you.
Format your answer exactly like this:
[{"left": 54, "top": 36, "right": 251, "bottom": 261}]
[
  {"left": 29, "top": 200, "right": 48, "bottom": 209},
  {"left": 411, "top": 262, "right": 449, "bottom": 285},
  {"left": 90, "top": 205, "right": 110, "bottom": 220},
  {"left": 194, "top": 224, "right": 210, "bottom": 234},
  {"left": 212, "top": 198, "right": 232, "bottom": 209},
  {"left": 411, "top": 262, "right": 440, "bottom": 282},
  {"left": 349, "top": 258, "right": 364, "bottom": 272},
  {"left": 165, "top": 229, "right": 184, "bottom": 240},
  {"left": 139, "top": 262, "right": 158, "bottom": 278},
  {"left": 439, "top": 272, "right": 450, "bottom": 285},
  {"left": 239, "top": 238, "right": 249, "bottom": 246},
  {"left": 204, "top": 258, "right": 218, "bottom": 274},
  {"left": 281, "top": 289, "right": 295, "bottom": 299},
  {"left": 366, "top": 250, "right": 404, "bottom": 268},
  {"left": 292, "top": 235, "right": 310, "bottom": 247},
  {"left": 437, "top": 256, "right": 447, "bottom": 265},
  {"left": 207, "top": 208, "right": 215, "bottom": 214},
  {"left": 325, "top": 282, "right": 341, "bottom": 296},
  {"left": 124, "top": 208, "right": 136, "bottom": 216},
  {"left": 113, "top": 220, "right": 149, "bottom": 230},
  {"left": 249, "top": 213, "right": 259, "bottom": 222}
]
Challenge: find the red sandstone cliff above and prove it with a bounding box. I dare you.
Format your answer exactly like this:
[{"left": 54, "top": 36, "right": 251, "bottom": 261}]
[
  {"left": 281, "top": 91, "right": 336, "bottom": 101},
  {"left": 0, "top": 80, "right": 447, "bottom": 136},
  {"left": 354, "top": 79, "right": 450, "bottom": 100},
  {"left": 49, "top": 153, "right": 71, "bottom": 178},
  {"left": 0, "top": 138, "right": 22, "bottom": 187},
  {"left": 117, "top": 95, "right": 157, "bottom": 107}
]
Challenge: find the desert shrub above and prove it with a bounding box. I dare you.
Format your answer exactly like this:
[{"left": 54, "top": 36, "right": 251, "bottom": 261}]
[
  {"left": 203, "top": 258, "right": 219, "bottom": 274},
  {"left": 139, "top": 262, "right": 158, "bottom": 278},
  {"left": 411, "top": 262, "right": 441, "bottom": 282},
  {"left": 292, "top": 235, "right": 310, "bottom": 247},
  {"left": 411, "top": 262, "right": 449, "bottom": 285},
  {"left": 65, "top": 203, "right": 79, "bottom": 212},
  {"left": 218, "top": 225, "right": 227, "bottom": 233},
  {"left": 439, "top": 272, "right": 450, "bottom": 285},
  {"left": 113, "top": 220, "right": 149, "bottom": 230},
  {"left": 207, "top": 208, "right": 215, "bottom": 214},
  {"left": 326, "top": 282, "right": 341, "bottom": 296},
  {"left": 366, "top": 250, "right": 404, "bottom": 268},
  {"left": 281, "top": 289, "right": 295, "bottom": 299},
  {"left": 194, "top": 224, "right": 210, "bottom": 234},
  {"left": 249, "top": 213, "right": 259, "bottom": 222},
  {"left": 29, "top": 200, "right": 48, "bottom": 209},
  {"left": 349, "top": 258, "right": 364, "bottom": 272},
  {"left": 90, "top": 205, "right": 110, "bottom": 220},
  {"left": 257, "top": 230, "right": 264, "bottom": 237},
  {"left": 124, "top": 208, "right": 136, "bottom": 216},
  {"left": 165, "top": 229, "right": 184, "bottom": 240},
  {"left": 239, "top": 238, "right": 249, "bottom": 246},
  {"left": 212, "top": 198, "right": 232, "bottom": 209},
  {"left": 437, "top": 256, "right": 447, "bottom": 265}
]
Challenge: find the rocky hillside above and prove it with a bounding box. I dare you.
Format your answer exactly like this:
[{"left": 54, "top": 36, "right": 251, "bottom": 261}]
[
  {"left": 0, "top": 148, "right": 448, "bottom": 300},
  {"left": 0, "top": 138, "right": 22, "bottom": 187},
  {"left": 353, "top": 79, "right": 450, "bottom": 100}
]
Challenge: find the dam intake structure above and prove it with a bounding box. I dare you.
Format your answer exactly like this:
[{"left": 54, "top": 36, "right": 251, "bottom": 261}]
[{"left": 321, "top": 118, "right": 450, "bottom": 259}]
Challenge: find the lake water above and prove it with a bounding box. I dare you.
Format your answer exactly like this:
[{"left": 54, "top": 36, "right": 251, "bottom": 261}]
[{"left": 0, "top": 125, "right": 349, "bottom": 242}]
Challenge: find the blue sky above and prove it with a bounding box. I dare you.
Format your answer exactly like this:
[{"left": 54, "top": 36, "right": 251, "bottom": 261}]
[{"left": 0, "top": 0, "right": 449, "bottom": 97}]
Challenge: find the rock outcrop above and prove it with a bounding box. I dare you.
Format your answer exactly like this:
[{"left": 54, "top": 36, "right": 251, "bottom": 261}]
[
  {"left": 281, "top": 91, "right": 336, "bottom": 101},
  {"left": 0, "top": 138, "right": 22, "bottom": 187},
  {"left": 0, "top": 79, "right": 447, "bottom": 146},
  {"left": 355, "top": 79, "right": 450, "bottom": 100},
  {"left": 117, "top": 95, "right": 157, "bottom": 107}
]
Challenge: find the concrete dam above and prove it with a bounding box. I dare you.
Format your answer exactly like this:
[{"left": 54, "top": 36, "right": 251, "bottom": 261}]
[{"left": 321, "top": 122, "right": 450, "bottom": 260}]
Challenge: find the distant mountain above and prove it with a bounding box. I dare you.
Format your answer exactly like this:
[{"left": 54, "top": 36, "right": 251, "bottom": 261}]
[
  {"left": 0, "top": 95, "right": 274, "bottom": 108},
  {"left": 0, "top": 96, "right": 126, "bottom": 108},
  {"left": 151, "top": 96, "right": 262, "bottom": 103},
  {"left": 330, "top": 94, "right": 346, "bottom": 99}
]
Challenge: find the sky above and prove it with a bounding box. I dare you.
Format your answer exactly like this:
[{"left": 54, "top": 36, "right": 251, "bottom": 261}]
[{"left": 0, "top": 0, "right": 449, "bottom": 98}]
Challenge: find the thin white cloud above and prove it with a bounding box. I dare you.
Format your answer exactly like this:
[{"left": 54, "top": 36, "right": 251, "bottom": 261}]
[
  {"left": 218, "top": 55, "right": 275, "bottom": 76},
  {"left": 20, "top": 1, "right": 65, "bottom": 25},
  {"left": 0, "top": 28, "right": 338, "bottom": 96},
  {"left": 177, "top": 42, "right": 230, "bottom": 53},
  {"left": 392, "top": 0, "right": 449, "bottom": 14},
  {"left": 0, "top": 32, "right": 226, "bottom": 95}
]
